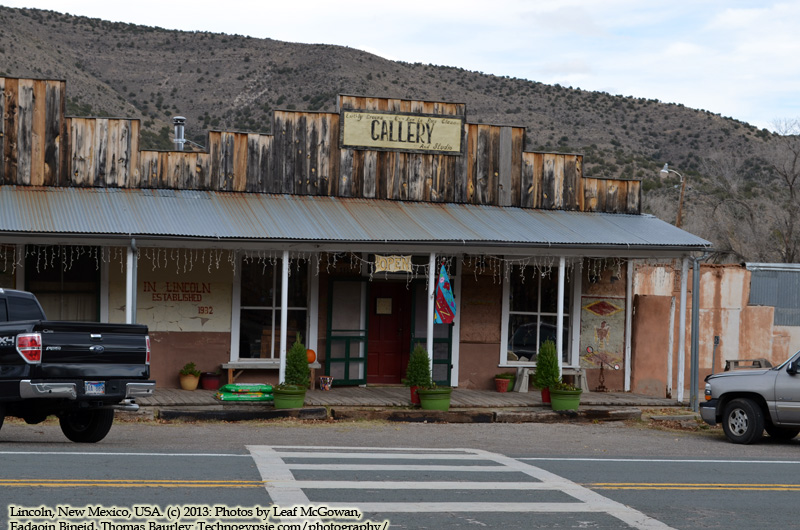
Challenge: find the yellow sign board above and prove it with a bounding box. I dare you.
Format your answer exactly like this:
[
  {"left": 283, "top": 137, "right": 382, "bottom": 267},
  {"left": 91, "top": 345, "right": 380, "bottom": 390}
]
[
  {"left": 341, "top": 110, "right": 463, "bottom": 154},
  {"left": 374, "top": 255, "right": 412, "bottom": 273}
]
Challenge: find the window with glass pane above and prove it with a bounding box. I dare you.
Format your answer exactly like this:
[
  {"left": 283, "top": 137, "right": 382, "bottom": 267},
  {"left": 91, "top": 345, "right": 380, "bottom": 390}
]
[
  {"left": 507, "top": 266, "right": 570, "bottom": 363},
  {"left": 239, "top": 258, "right": 307, "bottom": 359}
]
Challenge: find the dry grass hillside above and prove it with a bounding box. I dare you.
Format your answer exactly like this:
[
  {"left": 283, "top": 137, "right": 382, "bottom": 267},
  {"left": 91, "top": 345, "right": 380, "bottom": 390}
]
[{"left": 1, "top": 6, "right": 797, "bottom": 262}]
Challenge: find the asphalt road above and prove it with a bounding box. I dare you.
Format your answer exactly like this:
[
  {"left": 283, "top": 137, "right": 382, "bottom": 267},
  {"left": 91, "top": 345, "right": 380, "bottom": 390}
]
[{"left": 1, "top": 416, "right": 799, "bottom": 529}]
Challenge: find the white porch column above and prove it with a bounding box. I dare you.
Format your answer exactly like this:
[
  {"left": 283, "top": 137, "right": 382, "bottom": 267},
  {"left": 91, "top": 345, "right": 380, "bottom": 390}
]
[
  {"left": 677, "top": 257, "right": 689, "bottom": 403},
  {"left": 125, "top": 239, "right": 138, "bottom": 324},
  {"left": 279, "top": 250, "right": 289, "bottom": 383},
  {"left": 308, "top": 253, "right": 320, "bottom": 355},
  {"left": 556, "top": 256, "right": 565, "bottom": 378},
  {"left": 624, "top": 259, "right": 633, "bottom": 392},
  {"left": 427, "top": 252, "right": 436, "bottom": 375}
]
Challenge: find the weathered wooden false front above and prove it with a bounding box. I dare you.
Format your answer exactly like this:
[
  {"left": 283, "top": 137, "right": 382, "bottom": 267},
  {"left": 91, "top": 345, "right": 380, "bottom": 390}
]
[{"left": 0, "top": 76, "right": 640, "bottom": 214}]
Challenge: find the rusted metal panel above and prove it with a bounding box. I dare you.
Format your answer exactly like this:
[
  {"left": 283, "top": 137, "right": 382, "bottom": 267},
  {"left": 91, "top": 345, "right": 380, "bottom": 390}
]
[{"left": 0, "top": 186, "right": 712, "bottom": 253}]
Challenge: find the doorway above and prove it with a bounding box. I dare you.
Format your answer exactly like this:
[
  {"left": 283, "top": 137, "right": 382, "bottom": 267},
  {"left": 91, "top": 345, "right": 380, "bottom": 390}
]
[{"left": 367, "top": 281, "right": 412, "bottom": 384}]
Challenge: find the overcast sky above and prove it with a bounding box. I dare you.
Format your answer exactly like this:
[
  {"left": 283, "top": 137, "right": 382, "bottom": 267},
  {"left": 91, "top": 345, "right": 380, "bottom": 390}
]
[{"left": 5, "top": 1, "right": 799, "bottom": 130}]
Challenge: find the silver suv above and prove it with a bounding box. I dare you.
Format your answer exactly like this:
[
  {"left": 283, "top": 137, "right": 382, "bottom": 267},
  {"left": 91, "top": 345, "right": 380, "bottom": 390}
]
[{"left": 700, "top": 351, "right": 800, "bottom": 444}]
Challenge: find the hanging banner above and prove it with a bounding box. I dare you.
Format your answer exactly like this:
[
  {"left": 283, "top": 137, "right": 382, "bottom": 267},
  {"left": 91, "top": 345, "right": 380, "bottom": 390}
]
[{"left": 434, "top": 264, "right": 456, "bottom": 324}]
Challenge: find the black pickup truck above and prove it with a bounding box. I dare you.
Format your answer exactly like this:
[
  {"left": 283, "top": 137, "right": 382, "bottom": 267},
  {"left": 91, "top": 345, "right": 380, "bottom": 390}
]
[{"left": 0, "top": 288, "right": 154, "bottom": 443}]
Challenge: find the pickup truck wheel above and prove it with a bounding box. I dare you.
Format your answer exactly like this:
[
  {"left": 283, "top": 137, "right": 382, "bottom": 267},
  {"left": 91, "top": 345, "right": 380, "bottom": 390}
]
[
  {"left": 722, "top": 398, "right": 764, "bottom": 444},
  {"left": 59, "top": 409, "right": 115, "bottom": 443},
  {"left": 765, "top": 425, "right": 800, "bottom": 441},
  {"left": 0, "top": 404, "right": 5, "bottom": 432}
]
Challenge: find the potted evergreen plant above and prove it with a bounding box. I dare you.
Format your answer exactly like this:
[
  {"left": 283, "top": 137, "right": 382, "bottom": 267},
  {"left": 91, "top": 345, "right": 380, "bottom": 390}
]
[
  {"left": 410, "top": 346, "right": 453, "bottom": 411},
  {"left": 273, "top": 333, "right": 310, "bottom": 409},
  {"left": 533, "top": 339, "right": 560, "bottom": 403},
  {"left": 179, "top": 362, "right": 201, "bottom": 391},
  {"left": 404, "top": 344, "right": 432, "bottom": 404}
]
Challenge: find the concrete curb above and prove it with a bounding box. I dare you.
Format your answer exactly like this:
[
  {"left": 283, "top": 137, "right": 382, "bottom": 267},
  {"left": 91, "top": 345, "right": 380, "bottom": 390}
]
[
  {"left": 156, "top": 406, "right": 328, "bottom": 422},
  {"left": 138, "top": 405, "right": 642, "bottom": 424}
]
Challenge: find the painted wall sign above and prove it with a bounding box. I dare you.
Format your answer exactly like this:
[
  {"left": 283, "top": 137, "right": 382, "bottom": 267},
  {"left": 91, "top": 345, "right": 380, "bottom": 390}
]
[
  {"left": 374, "top": 255, "right": 412, "bottom": 273},
  {"left": 341, "top": 110, "right": 464, "bottom": 154}
]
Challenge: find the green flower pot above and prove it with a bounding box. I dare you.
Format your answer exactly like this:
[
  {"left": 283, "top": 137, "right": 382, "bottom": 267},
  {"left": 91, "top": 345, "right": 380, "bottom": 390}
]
[
  {"left": 549, "top": 388, "right": 582, "bottom": 411},
  {"left": 272, "top": 386, "right": 307, "bottom": 409},
  {"left": 417, "top": 387, "right": 453, "bottom": 411}
]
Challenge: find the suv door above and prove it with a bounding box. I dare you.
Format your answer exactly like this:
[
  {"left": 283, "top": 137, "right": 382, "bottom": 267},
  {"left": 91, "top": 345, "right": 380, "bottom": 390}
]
[{"left": 775, "top": 351, "right": 800, "bottom": 424}]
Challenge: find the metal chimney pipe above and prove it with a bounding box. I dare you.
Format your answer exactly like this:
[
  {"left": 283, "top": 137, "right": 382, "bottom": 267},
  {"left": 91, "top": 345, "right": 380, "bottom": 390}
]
[{"left": 173, "top": 116, "right": 186, "bottom": 151}]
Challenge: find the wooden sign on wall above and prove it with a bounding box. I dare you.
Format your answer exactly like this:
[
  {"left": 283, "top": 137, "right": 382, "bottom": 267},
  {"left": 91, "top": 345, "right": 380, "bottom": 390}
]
[{"left": 340, "top": 110, "right": 464, "bottom": 155}]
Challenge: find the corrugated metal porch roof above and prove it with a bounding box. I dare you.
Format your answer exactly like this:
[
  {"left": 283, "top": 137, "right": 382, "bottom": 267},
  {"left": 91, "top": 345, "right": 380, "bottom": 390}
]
[{"left": 0, "top": 186, "right": 710, "bottom": 251}]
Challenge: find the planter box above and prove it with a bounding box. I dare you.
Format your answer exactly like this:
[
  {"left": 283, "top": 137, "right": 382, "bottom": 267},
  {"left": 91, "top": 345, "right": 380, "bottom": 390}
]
[
  {"left": 550, "top": 388, "right": 582, "bottom": 411},
  {"left": 417, "top": 387, "right": 453, "bottom": 411}
]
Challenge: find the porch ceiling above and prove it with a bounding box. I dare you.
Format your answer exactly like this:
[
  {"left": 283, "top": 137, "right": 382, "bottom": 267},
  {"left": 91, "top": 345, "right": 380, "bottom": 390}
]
[{"left": 0, "top": 186, "right": 710, "bottom": 253}]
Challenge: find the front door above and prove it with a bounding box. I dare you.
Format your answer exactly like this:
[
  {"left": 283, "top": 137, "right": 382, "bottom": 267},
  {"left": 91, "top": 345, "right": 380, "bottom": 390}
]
[{"left": 367, "top": 282, "right": 412, "bottom": 384}]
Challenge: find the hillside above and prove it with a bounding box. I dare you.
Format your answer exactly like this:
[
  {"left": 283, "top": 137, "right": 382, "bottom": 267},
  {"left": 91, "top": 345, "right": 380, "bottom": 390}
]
[{"left": 0, "top": 6, "right": 795, "bottom": 263}]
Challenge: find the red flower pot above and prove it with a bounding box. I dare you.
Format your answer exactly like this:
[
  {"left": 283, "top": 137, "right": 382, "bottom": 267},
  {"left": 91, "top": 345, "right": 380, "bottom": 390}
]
[
  {"left": 541, "top": 387, "right": 551, "bottom": 404},
  {"left": 495, "top": 378, "right": 510, "bottom": 392},
  {"left": 410, "top": 386, "right": 420, "bottom": 405}
]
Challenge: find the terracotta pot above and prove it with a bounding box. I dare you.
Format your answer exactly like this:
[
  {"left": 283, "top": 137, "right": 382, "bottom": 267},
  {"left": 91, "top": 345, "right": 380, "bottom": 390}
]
[
  {"left": 495, "top": 378, "right": 510, "bottom": 392},
  {"left": 179, "top": 374, "right": 200, "bottom": 391}
]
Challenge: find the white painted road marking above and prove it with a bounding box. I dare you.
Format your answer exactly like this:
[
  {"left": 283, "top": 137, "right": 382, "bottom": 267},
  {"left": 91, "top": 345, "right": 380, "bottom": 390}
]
[{"left": 247, "top": 446, "right": 675, "bottom": 530}]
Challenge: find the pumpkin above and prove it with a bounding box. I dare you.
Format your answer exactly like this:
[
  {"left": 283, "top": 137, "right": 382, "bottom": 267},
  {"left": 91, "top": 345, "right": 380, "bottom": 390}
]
[{"left": 306, "top": 349, "right": 317, "bottom": 363}]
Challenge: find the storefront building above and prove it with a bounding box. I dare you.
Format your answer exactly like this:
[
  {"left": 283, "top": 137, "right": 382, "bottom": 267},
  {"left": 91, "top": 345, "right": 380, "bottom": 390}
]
[{"left": 0, "top": 76, "right": 709, "bottom": 391}]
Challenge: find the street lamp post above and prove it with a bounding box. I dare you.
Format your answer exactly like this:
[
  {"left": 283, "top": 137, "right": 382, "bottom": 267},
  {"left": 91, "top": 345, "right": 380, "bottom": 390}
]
[{"left": 660, "top": 163, "right": 686, "bottom": 228}]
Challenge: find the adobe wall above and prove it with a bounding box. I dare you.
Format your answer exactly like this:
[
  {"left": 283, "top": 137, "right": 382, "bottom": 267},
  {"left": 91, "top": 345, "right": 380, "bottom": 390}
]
[{"left": 457, "top": 270, "right": 503, "bottom": 389}]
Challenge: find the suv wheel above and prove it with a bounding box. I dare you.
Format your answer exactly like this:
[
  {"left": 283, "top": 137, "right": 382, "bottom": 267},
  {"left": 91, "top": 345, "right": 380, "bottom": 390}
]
[{"left": 722, "top": 398, "right": 764, "bottom": 444}]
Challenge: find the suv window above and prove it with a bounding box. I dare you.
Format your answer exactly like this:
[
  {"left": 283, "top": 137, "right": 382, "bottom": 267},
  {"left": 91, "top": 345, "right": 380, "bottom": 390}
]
[{"left": 7, "top": 296, "right": 45, "bottom": 321}]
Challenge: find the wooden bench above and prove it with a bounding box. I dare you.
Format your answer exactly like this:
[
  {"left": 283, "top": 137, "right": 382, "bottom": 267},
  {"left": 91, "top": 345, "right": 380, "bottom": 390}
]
[
  {"left": 221, "top": 360, "right": 322, "bottom": 388},
  {"left": 512, "top": 366, "right": 588, "bottom": 392}
]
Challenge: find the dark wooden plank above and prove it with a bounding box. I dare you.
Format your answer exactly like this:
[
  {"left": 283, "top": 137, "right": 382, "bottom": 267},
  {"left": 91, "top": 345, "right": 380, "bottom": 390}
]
[
  {"left": 339, "top": 148, "right": 353, "bottom": 197},
  {"left": 498, "top": 126, "right": 512, "bottom": 206},
  {"left": 282, "top": 118, "right": 295, "bottom": 194},
  {"left": 627, "top": 179, "right": 641, "bottom": 214},
  {"left": 475, "top": 125, "right": 491, "bottom": 204},
  {"left": 520, "top": 152, "right": 535, "bottom": 208},
  {"left": 362, "top": 150, "right": 377, "bottom": 198},
  {"left": 510, "top": 128, "right": 523, "bottom": 207},
  {"left": 246, "top": 133, "right": 261, "bottom": 192},
  {"left": 307, "top": 116, "right": 320, "bottom": 195},
  {"left": 350, "top": 149, "right": 363, "bottom": 197},
  {"left": 563, "top": 155, "right": 578, "bottom": 210},
  {"left": 408, "top": 154, "right": 424, "bottom": 201},
  {"left": 16, "top": 79, "right": 32, "bottom": 185},
  {"left": 328, "top": 112, "right": 341, "bottom": 196},
  {"left": 541, "top": 153, "right": 556, "bottom": 209},
  {"left": 94, "top": 118, "right": 108, "bottom": 187},
  {"left": 0, "top": 78, "right": 5, "bottom": 184},
  {"left": 196, "top": 152, "right": 211, "bottom": 190}
]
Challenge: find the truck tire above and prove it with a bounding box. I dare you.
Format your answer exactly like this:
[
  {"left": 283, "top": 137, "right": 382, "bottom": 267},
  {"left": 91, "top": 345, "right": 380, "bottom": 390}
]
[
  {"left": 765, "top": 425, "right": 800, "bottom": 441},
  {"left": 59, "top": 409, "right": 115, "bottom": 443},
  {"left": 0, "top": 404, "right": 5, "bottom": 432},
  {"left": 722, "top": 398, "right": 764, "bottom": 444}
]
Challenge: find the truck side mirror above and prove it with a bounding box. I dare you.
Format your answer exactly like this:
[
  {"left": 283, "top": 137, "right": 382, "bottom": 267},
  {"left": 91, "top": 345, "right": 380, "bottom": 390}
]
[{"left": 788, "top": 360, "right": 800, "bottom": 375}]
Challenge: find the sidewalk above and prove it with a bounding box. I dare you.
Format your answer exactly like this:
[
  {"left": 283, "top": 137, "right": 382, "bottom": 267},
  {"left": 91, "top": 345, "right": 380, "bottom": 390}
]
[{"left": 132, "top": 386, "right": 685, "bottom": 424}]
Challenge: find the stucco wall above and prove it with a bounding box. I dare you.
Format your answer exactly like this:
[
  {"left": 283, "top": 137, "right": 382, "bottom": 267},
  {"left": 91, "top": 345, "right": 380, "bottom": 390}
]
[
  {"left": 457, "top": 270, "right": 502, "bottom": 389},
  {"left": 633, "top": 262, "right": 800, "bottom": 398}
]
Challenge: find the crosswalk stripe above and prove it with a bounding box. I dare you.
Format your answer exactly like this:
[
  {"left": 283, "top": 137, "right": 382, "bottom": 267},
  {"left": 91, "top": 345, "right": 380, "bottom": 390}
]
[{"left": 246, "top": 446, "right": 676, "bottom": 530}]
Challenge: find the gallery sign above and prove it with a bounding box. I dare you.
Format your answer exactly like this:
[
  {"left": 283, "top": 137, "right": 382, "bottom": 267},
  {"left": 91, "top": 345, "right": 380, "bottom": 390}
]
[{"left": 340, "top": 110, "right": 464, "bottom": 155}]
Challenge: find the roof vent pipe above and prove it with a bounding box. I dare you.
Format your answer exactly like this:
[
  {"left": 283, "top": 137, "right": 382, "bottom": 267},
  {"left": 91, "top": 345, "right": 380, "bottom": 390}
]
[{"left": 173, "top": 116, "right": 186, "bottom": 151}]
